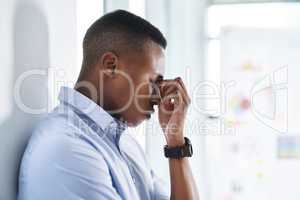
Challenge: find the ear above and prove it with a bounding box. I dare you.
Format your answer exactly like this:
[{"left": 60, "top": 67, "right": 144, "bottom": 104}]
[{"left": 100, "top": 51, "right": 119, "bottom": 77}]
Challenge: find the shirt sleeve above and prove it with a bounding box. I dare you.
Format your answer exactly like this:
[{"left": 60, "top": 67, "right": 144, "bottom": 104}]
[
  {"left": 25, "top": 133, "right": 122, "bottom": 200},
  {"left": 123, "top": 134, "right": 170, "bottom": 200},
  {"left": 150, "top": 170, "right": 170, "bottom": 200}
]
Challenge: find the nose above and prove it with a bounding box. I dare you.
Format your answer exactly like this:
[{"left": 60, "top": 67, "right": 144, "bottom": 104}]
[{"left": 150, "top": 82, "right": 161, "bottom": 105}]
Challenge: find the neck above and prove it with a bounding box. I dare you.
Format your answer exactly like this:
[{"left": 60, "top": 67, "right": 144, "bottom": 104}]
[{"left": 74, "top": 80, "right": 122, "bottom": 121}]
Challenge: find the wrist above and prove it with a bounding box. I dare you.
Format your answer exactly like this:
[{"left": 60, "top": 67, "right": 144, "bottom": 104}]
[
  {"left": 165, "top": 134, "right": 185, "bottom": 147},
  {"left": 164, "top": 137, "right": 193, "bottom": 159}
]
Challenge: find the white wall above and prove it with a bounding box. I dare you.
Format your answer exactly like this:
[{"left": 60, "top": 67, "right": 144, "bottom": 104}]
[{"left": 0, "top": 0, "right": 77, "bottom": 199}]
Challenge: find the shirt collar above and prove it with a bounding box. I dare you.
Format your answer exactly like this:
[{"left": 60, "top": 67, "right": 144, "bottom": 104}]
[{"left": 58, "top": 86, "right": 127, "bottom": 137}]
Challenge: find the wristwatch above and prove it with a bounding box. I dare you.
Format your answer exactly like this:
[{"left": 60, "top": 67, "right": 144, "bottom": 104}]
[{"left": 164, "top": 137, "right": 193, "bottom": 159}]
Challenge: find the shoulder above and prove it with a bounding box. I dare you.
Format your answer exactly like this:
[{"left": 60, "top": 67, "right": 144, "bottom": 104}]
[
  {"left": 20, "top": 113, "right": 110, "bottom": 182},
  {"left": 21, "top": 108, "right": 103, "bottom": 173},
  {"left": 19, "top": 122, "right": 111, "bottom": 200}
]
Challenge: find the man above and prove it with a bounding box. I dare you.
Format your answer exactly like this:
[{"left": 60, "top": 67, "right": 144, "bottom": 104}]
[{"left": 18, "top": 10, "right": 199, "bottom": 200}]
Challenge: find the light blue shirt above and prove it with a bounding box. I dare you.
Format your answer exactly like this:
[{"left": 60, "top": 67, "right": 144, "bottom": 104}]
[{"left": 18, "top": 86, "right": 169, "bottom": 200}]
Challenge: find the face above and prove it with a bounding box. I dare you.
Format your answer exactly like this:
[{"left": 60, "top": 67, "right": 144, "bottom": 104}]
[{"left": 107, "top": 42, "right": 165, "bottom": 127}]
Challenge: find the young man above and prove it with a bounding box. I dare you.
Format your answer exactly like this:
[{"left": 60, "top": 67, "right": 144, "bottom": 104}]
[{"left": 18, "top": 10, "right": 199, "bottom": 200}]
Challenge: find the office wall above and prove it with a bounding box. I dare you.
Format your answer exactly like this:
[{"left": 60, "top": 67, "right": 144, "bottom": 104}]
[{"left": 0, "top": 0, "right": 77, "bottom": 199}]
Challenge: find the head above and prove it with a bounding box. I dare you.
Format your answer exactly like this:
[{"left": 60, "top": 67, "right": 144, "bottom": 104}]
[{"left": 76, "top": 10, "right": 167, "bottom": 127}]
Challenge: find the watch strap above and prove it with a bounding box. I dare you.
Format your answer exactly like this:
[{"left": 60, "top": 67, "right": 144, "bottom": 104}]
[{"left": 164, "top": 137, "right": 193, "bottom": 159}]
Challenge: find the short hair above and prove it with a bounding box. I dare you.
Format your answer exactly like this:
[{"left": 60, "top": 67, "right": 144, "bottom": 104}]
[{"left": 82, "top": 9, "right": 167, "bottom": 68}]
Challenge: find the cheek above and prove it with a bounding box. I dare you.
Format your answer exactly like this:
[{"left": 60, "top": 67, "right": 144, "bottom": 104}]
[
  {"left": 114, "top": 78, "right": 134, "bottom": 106},
  {"left": 136, "top": 82, "right": 151, "bottom": 96},
  {"left": 135, "top": 79, "right": 152, "bottom": 101},
  {"left": 133, "top": 81, "right": 152, "bottom": 110},
  {"left": 128, "top": 66, "right": 152, "bottom": 94}
]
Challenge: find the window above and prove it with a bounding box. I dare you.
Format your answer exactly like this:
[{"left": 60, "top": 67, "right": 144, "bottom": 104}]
[
  {"left": 206, "top": 3, "right": 300, "bottom": 84},
  {"left": 205, "top": 3, "right": 300, "bottom": 200}
]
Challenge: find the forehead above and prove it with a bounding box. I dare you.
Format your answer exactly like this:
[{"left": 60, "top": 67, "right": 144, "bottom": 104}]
[{"left": 145, "top": 42, "right": 165, "bottom": 75}]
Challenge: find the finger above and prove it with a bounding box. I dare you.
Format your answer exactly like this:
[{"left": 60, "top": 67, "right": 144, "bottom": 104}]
[
  {"left": 159, "top": 80, "right": 180, "bottom": 94},
  {"left": 166, "top": 82, "right": 189, "bottom": 105},
  {"left": 162, "top": 89, "right": 185, "bottom": 111},
  {"left": 159, "top": 80, "right": 187, "bottom": 103},
  {"left": 163, "top": 84, "right": 178, "bottom": 97},
  {"left": 175, "top": 77, "right": 188, "bottom": 96},
  {"left": 175, "top": 77, "right": 191, "bottom": 104},
  {"left": 159, "top": 92, "right": 177, "bottom": 115}
]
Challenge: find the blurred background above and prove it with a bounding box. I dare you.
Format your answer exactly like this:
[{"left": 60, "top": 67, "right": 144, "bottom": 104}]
[{"left": 1, "top": 0, "right": 300, "bottom": 200}]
